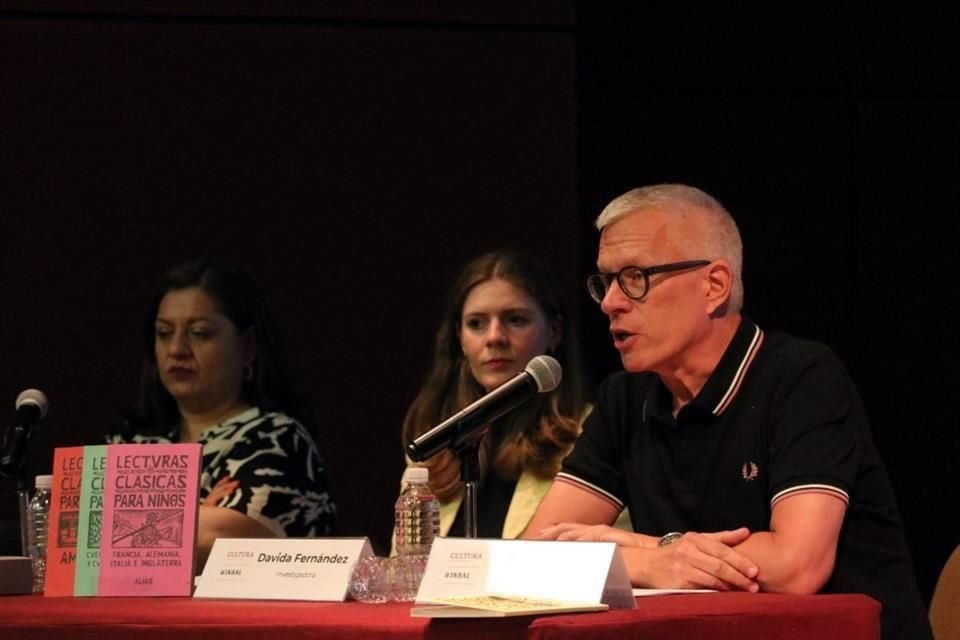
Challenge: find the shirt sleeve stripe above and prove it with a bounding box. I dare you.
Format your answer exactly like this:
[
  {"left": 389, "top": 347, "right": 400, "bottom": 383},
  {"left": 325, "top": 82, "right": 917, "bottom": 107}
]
[
  {"left": 555, "top": 472, "right": 625, "bottom": 511},
  {"left": 771, "top": 484, "right": 850, "bottom": 507}
]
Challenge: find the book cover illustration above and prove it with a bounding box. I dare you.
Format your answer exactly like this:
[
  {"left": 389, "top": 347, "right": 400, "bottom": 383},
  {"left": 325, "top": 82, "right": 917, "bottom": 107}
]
[
  {"left": 43, "top": 446, "right": 84, "bottom": 596},
  {"left": 73, "top": 444, "right": 106, "bottom": 596},
  {"left": 97, "top": 443, "right": 202, "bottom": 596}
]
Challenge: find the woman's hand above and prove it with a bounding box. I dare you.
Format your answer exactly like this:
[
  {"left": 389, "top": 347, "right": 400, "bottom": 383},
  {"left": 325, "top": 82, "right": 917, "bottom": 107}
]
[{"left": 202, "top": 476, "right": 240, "bottom": 507}]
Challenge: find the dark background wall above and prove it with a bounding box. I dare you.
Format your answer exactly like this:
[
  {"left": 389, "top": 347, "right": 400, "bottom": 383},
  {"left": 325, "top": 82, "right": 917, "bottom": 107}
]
[
  {"left": 0, "top": 0, "right": 579, "bottom": 558},
  {"left": 2, "top": 3, "right": 957, "bottom": 605}
]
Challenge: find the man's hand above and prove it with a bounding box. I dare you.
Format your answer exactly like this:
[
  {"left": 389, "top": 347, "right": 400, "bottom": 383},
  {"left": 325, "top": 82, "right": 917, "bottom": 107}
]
[
  {"left": 631, "top": 528, "right": 759, "bottom": 592},
  {"left": 533, "top": 520, "right": 760, "bottom": 592},
  {"left": 533, "top": 523, "right": 659, "bottom": 548}
]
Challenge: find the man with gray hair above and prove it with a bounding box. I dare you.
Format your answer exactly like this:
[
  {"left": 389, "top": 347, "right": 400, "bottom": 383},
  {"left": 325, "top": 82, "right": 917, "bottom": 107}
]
[{"left": 525, "top": 184, "right": 930, "bottom": 639}]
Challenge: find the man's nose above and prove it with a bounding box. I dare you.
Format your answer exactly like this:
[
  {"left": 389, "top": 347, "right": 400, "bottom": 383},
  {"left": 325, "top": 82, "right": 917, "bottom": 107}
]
[{"left": 600, "top": 279, "right": 631, "bottom": 316}]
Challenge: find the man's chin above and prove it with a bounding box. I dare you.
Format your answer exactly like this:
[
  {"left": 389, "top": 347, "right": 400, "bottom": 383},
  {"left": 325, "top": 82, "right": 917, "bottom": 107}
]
[{"left": 620, "top": 354, "right": 654, "bottom": 374}]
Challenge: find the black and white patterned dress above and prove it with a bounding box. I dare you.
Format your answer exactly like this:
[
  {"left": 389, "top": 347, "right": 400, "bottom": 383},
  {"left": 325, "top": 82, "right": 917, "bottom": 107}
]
[{"left": 108, "top": 407, "right": 336, "bottom": 537}]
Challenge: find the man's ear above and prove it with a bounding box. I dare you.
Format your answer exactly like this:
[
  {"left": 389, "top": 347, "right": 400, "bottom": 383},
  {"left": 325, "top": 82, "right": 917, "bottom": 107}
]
[{"left": 704, "top": 260, "right": 733, "bottom": 315}]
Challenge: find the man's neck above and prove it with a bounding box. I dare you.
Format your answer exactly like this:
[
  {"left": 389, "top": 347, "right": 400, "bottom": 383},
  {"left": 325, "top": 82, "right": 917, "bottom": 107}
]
[{"left": 659, "top": 314, "right": 742, "bottom": 417}]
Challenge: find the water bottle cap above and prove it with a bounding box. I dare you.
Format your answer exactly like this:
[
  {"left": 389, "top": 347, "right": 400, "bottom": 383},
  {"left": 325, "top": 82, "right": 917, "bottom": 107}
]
[
  {"left": 402, "top": 467, "right": 428, "bottom": 484},
  {"left": 34, "top": 474, "right": 53, "bottom": 489}
]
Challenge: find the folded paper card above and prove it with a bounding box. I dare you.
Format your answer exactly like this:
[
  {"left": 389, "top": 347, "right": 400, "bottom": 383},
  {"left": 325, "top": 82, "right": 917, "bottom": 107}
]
[
  {"left": 194, "top": 537, "right": 373, "bottom": 601},
  {"left": 412, "top": 538, "right": 635, "bottom": 618},
  {"left": 0, "top": 557, "right": 32, "bottom": 595}
]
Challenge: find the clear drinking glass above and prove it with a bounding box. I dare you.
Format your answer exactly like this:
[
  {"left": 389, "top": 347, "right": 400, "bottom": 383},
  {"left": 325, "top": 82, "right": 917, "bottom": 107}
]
[{"left": 348, "top": 555, "right": 391, "bottom": 603}]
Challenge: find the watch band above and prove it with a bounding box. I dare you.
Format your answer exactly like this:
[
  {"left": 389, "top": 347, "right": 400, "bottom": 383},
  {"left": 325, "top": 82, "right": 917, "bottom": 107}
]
[{"left": 658, "top": 531, "right": 684, "bottom": 547}]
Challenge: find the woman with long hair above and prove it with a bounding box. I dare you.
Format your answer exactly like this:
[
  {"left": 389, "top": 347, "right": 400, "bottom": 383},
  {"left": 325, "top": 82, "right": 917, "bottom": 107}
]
[{"left": 401, "top": 250, "right": 586, "bottom": 538}]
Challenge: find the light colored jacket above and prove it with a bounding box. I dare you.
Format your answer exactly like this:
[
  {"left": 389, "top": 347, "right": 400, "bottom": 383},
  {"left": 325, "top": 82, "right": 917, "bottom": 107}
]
[
  {"left": 437, "top": 467, "right": 555, "bottom": 539},
  {"left": 392, "top": 406, "right": 631, "bottom": 553},
  {"left": 390, "top": 464, "right": 632, "bottom": 555}
]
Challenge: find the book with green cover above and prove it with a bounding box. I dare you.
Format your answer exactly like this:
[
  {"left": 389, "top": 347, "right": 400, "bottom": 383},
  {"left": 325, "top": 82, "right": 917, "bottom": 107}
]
[{"left": 73, "top": 444, "right": 106, "bottom": 596}]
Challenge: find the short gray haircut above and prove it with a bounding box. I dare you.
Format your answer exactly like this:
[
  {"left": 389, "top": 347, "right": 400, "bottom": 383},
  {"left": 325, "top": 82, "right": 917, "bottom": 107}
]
[{"left": 595, "top": 184, "right": 744, "bottom": 312}]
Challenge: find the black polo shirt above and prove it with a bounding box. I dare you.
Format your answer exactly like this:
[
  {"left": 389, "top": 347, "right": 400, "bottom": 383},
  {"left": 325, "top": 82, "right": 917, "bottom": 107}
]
[{"left": 560, "top": 317, "right": 931, "bottom": 640}]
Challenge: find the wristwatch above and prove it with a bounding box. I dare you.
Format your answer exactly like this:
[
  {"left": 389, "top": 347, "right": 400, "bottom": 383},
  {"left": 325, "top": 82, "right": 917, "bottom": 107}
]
[{"left": 658, "top": 531, "right": 684, "bottom": 547}]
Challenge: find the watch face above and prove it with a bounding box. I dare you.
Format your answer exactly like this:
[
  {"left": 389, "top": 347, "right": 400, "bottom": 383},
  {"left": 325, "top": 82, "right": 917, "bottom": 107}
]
[{"left": 658, "top": 531, "right": 684, "bottom": 547}]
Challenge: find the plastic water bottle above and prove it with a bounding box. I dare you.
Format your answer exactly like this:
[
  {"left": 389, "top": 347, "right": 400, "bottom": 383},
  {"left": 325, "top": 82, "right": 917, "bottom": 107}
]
[
  {"left": 26, "top": 474, "right": 53, "bottom": 593},
  {"left": 392, "top": 467, "right": 439, "bottom": 601}
]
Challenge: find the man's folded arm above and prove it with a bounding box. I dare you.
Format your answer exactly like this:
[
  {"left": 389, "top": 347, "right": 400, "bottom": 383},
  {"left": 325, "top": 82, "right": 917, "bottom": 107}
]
[
  {"left": 522, "top": 477, "right": 622, "bottom": 537},
  {"left": 733, "top": 491, "right": 847, "bottom": 594},
  {"left": 525, "top": 477, "right": 760, "bottom": 592}
]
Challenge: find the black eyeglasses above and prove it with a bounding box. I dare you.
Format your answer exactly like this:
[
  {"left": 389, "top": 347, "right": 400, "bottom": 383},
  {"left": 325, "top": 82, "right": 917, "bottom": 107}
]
[{"left": 586, "top": 260, "right": 711, "bottom": 303}]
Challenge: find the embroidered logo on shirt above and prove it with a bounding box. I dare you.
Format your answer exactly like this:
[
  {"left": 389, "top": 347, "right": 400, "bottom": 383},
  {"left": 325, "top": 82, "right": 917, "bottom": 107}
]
[{"left": 741, "top": 462, "right": 759, "bottom": 481}]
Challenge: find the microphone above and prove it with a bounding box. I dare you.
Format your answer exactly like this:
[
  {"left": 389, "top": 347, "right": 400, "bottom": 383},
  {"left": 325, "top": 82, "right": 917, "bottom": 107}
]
[
  {"left": 407, "top": 355, "right": 562, "bottom": 462},
  {"left": 0, "top": 389, "right": 49, "bottom": 478}
]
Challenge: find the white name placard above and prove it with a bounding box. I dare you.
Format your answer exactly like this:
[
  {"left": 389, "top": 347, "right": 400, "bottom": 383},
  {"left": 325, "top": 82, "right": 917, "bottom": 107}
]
[
  {"left": 194, "top": 537, "right": 372, "bottom": 601},
  {"left": 416, "top": 538, "right": 635, "bottom": 609}
]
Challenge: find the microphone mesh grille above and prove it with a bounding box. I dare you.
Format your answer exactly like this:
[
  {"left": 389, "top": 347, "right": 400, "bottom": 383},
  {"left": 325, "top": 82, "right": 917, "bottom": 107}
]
[
  {"left": 16, "top": 388, "right": 49, "bottom": 418},
  {"left": 526, "top": 355, "right": 562, "bottom": 392}
]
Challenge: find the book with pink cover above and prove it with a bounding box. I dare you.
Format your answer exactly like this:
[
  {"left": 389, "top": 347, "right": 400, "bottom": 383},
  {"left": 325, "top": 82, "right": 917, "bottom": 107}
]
[
  {"left": 97, "top": 443, "right": 202, "bottom": 596},
  {"left": 44, "top": 446, "right": 85, "bottom": 596}
]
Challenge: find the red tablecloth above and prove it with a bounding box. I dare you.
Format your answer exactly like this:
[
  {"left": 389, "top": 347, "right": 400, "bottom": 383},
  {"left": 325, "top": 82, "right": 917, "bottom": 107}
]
[{"left": 0, "top": 592, "right": 880, "bottom": 640}]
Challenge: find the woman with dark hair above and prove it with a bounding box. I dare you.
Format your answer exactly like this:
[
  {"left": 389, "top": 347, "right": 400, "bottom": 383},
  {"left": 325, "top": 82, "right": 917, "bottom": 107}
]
[
  {"left": 109, "top": 258, "right": 335, "bottom": 567},
  {"left": 400, "top": 250, "right": 622, "bottom": 539}
]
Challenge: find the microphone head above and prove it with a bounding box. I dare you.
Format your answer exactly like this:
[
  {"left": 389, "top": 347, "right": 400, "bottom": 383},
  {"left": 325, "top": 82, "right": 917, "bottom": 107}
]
[
  {"left": 525, "top": 355, "right": 562, "bottom": 392},
  {"left": 16, "top": 389, "right": 49, "bottom": 419}
]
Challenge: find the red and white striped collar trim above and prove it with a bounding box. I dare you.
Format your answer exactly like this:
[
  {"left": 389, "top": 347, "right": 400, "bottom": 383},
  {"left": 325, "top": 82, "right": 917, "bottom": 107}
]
[{"left": 711, "top": 324, "right": 765, "bottom": 416}]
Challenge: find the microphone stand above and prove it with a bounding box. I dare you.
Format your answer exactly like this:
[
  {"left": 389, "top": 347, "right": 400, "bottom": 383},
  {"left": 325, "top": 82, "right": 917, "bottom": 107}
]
[
  {"left": 1, "top": 423, "right": 33, "bottom": 555},
  {"left": 0, "top": 437, "right": 36, "bottom": 595},
  {"left": 16, "top": 471, "right": 30, "bottom": 556},
  {"left": 453, "top": 440, "right": 481, "bottom": 538},
  {"left": 448, "top": 419, "right": 494, "bottom": 539}
]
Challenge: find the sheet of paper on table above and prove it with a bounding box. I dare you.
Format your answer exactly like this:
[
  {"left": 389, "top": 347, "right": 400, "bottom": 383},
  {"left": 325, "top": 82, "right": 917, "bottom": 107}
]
[{"left": 632, "top": 588, "right": 716, "bottom": 596}]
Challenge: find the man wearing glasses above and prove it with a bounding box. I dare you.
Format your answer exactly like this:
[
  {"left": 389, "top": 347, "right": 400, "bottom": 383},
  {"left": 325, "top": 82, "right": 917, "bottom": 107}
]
[{"left": 524, "top": 184, "right": 931, "bottom": 640}]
